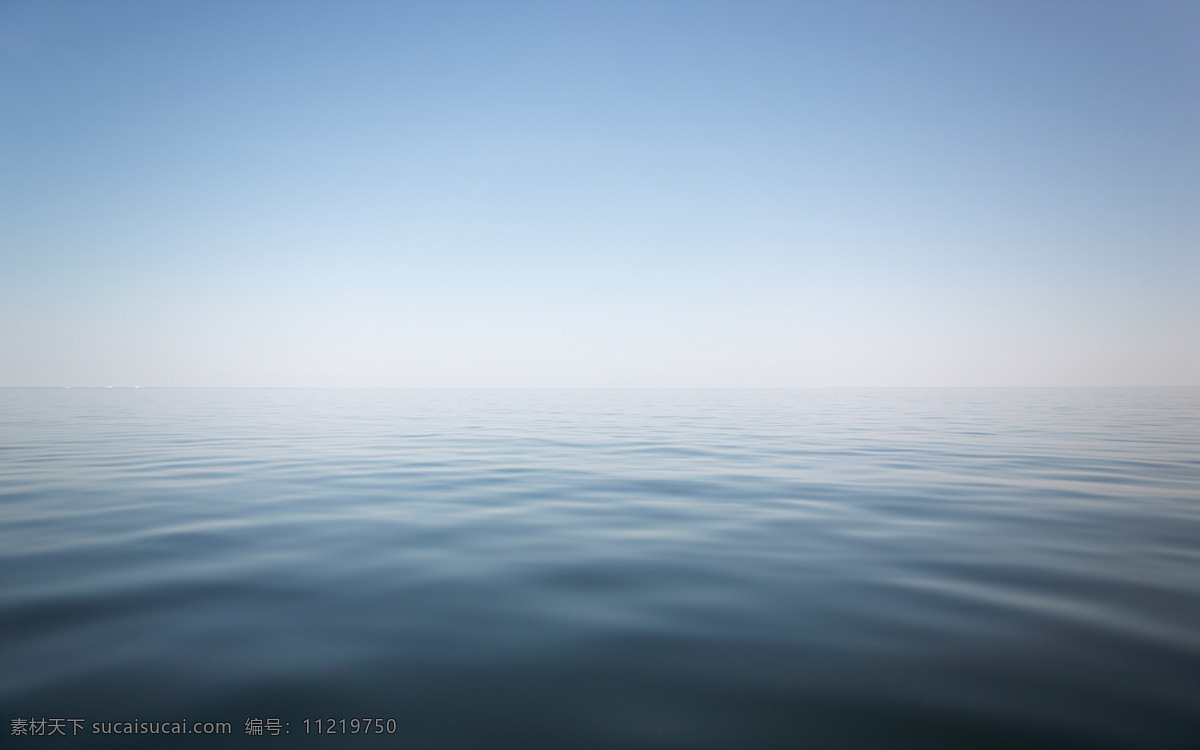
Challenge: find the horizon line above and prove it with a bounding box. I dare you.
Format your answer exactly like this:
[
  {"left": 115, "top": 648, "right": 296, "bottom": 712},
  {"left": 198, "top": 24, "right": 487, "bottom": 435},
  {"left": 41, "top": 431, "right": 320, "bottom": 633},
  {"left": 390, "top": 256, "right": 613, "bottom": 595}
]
[{"left": 3, "top": 385, "right": 1197, "bottom": 390}]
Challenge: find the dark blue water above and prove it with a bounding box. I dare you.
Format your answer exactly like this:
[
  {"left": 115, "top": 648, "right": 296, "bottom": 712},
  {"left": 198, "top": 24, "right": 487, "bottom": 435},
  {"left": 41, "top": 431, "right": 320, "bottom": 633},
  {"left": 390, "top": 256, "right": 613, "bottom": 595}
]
[{"left": 2, "top": 388, "right": 1198, "bottom": 748}]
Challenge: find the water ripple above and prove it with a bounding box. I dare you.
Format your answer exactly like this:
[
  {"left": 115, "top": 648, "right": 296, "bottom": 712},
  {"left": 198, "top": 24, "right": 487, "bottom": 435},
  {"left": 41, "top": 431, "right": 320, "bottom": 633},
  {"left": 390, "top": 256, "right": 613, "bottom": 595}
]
[{"left": 1, "top": 388, "right": 1198, "bottom": 748}]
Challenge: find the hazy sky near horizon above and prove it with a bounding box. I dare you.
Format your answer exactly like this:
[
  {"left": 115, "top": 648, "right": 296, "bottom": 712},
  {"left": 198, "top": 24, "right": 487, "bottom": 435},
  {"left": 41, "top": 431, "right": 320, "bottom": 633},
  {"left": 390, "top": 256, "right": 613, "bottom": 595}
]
[{"left": 2, "top": 0, "right": 1197, "bottom": 387}]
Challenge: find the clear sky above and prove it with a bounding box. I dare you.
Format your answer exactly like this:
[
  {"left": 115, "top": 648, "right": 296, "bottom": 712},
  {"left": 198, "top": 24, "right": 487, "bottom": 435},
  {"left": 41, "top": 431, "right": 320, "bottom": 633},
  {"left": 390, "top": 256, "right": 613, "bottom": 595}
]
[{"left": 2, "top": 0, "right": 1197, "bottom": 387}]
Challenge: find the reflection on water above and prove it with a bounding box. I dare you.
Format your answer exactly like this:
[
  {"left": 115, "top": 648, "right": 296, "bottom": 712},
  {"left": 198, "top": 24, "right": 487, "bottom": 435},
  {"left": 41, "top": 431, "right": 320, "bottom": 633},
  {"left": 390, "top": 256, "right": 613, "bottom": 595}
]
[{"left": 1, "top": 388, "right": 1198, "bottom": 748}]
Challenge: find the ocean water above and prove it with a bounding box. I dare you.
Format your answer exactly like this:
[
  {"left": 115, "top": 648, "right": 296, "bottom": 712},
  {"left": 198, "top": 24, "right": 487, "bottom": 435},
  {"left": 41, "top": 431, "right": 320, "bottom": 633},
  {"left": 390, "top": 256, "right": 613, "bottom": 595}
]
[{"left": 1, "top": 388, "right": 1198, "bottom": 749}]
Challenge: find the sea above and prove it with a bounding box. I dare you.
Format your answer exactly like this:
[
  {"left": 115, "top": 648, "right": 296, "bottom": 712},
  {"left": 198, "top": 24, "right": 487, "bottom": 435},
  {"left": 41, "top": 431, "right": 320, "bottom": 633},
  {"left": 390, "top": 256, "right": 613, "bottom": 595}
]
[{"left": 1, "top": 387, "right": 1197, "bottom": 748}]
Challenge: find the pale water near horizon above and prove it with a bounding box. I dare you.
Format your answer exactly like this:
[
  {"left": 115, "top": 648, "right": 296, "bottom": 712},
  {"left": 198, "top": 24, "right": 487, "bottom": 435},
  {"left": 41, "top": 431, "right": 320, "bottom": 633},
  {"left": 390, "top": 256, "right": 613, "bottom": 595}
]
[{"left": 1, "top": 388, "right": 1198, "bottom": 748}]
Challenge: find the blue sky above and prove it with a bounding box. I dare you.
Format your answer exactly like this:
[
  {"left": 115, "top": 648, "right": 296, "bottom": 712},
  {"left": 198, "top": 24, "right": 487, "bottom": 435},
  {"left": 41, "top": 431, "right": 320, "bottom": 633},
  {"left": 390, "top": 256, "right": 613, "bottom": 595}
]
[{"left": 2, "top": 0, "right": 1197, "bottom": 386}]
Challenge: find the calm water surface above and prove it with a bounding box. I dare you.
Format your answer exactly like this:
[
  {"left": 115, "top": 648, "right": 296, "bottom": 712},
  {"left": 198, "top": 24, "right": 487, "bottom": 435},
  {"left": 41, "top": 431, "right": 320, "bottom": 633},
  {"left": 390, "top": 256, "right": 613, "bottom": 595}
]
[{"left": 1, "top": 388, "right": 1198, "bottom": 748}]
